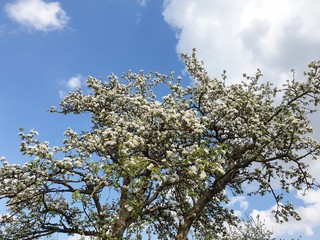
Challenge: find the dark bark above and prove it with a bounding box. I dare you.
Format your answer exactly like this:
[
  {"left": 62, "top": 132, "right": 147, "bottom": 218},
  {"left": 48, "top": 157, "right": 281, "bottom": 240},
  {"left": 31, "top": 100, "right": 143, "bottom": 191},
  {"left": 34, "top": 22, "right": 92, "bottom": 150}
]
[
  {"left": 174, "top": 169, "right": 238, "bottom": 240},
  {"left": 112, "top": 175, "right": 131, "bottom": 239}
]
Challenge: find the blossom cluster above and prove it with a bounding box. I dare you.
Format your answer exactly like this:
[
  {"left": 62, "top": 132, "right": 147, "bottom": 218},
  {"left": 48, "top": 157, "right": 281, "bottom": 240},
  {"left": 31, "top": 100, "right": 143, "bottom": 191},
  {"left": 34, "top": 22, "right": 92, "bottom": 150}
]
[{"left": 1, "top": 51, "right": 320, "bottom": 239}]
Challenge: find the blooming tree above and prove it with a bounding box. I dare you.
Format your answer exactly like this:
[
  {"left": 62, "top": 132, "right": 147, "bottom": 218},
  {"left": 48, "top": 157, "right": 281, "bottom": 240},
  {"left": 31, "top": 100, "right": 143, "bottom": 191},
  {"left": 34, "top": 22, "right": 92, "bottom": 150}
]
[{"left": 1, "top": 50, "right": 320, "bottom": 240}]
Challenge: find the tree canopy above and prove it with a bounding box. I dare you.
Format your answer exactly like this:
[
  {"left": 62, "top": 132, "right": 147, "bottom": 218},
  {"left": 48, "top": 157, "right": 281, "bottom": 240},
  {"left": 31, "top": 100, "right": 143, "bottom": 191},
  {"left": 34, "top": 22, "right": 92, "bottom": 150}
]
[{"left": 1, "top": 50, "right": 320, "bottom": 240}]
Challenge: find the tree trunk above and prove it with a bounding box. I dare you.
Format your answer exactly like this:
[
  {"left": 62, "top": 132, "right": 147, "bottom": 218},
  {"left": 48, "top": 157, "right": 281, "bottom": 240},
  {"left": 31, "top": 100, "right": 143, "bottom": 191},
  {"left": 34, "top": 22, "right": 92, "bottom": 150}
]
[
  {"left": 175, "top": 215, "right": 195, "bottom": 240},
  {"left": 113, "top": 219, "right": 127, "bottom": 240},
  {"left": 112, "top": 175, "right": 131, "bottom": 239},
  {"left": 174, "top": 172, "right": 234, "bottom": 240}
]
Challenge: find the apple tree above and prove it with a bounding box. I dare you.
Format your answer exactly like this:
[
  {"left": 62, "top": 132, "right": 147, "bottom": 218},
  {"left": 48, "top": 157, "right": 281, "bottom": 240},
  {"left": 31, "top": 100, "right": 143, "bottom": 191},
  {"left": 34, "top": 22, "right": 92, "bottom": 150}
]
[{"left": 1, "top": 50, "right": 320, "bottom": 239}]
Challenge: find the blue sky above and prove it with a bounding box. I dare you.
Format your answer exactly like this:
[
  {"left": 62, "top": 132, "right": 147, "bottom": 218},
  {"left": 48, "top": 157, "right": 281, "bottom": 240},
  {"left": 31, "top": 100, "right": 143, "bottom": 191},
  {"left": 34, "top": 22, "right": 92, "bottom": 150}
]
[{"left": 1, "top": 0, "right": 320, "bottom": 239}]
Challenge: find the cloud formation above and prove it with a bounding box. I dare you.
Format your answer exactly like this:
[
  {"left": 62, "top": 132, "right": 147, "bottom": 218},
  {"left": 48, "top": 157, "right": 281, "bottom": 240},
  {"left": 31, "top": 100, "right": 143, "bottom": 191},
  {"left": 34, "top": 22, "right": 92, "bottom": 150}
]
[
  {"left": 163, "top": 0, "right": 320, "bottom": 84},
  {"left": 5, "top": 0, "right": 69, "bottom": 32},
  {"left": 59, "top": 75, "right": 83, "bottom": 98},
  {"left": 66, "top": 75, "right": 82, "bottom": 90},
  {"left": 251, "top": 189, "right": 320, "bottom": 237}
]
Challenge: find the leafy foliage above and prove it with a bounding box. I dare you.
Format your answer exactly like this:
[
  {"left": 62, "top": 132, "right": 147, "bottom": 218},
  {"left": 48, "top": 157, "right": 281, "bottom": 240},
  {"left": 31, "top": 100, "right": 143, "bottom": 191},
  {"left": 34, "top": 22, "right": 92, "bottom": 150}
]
[{"left": 1, "top": 50, "right": 320, "bottom": 239}]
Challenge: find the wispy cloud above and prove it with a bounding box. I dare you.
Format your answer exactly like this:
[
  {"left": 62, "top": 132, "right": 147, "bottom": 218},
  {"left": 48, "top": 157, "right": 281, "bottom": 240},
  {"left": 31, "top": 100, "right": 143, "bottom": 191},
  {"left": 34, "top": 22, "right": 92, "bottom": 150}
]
[
  {"left": 66, "top": 76, "right": 82, "bottom": 90},
  {"left": 5, "top": 0, "right": 69, "bottom": 32},
  {"left": 137, "top": 0, "right": 148, "bottom": 7},
  {"left": 59, "top": 75, "right": 83, "bottom": 98},
  {"left": 136, "top": 12, "right": 142, "bottom": 25}
]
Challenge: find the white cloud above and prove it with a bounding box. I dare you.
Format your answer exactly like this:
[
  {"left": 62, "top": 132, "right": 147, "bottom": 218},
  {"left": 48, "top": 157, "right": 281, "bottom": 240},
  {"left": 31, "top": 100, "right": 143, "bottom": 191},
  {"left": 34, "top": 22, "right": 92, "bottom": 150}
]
[
  {"left": 5, "top": 0, "right": 69, "bottom": 32},
  {"left": 250, "top": 189, "right": 320, "bottom": 237},
  {"left": 228, "top": 196, "right": 249, "bottom": 218},
  {"left": 163, "top": 0, "right": 320, "bottom": 85},
  {"left": 297, "top": 189, "right": 320, "bottom": 206},
  {"left": 67, "top": 75, "right": 82, "bottom": 90},
  {"left": 59, "top": 75, "right": 83, "bottom": 98},
  {"left": 229, "top": 196, "right": 249, "bottom": 210}
]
